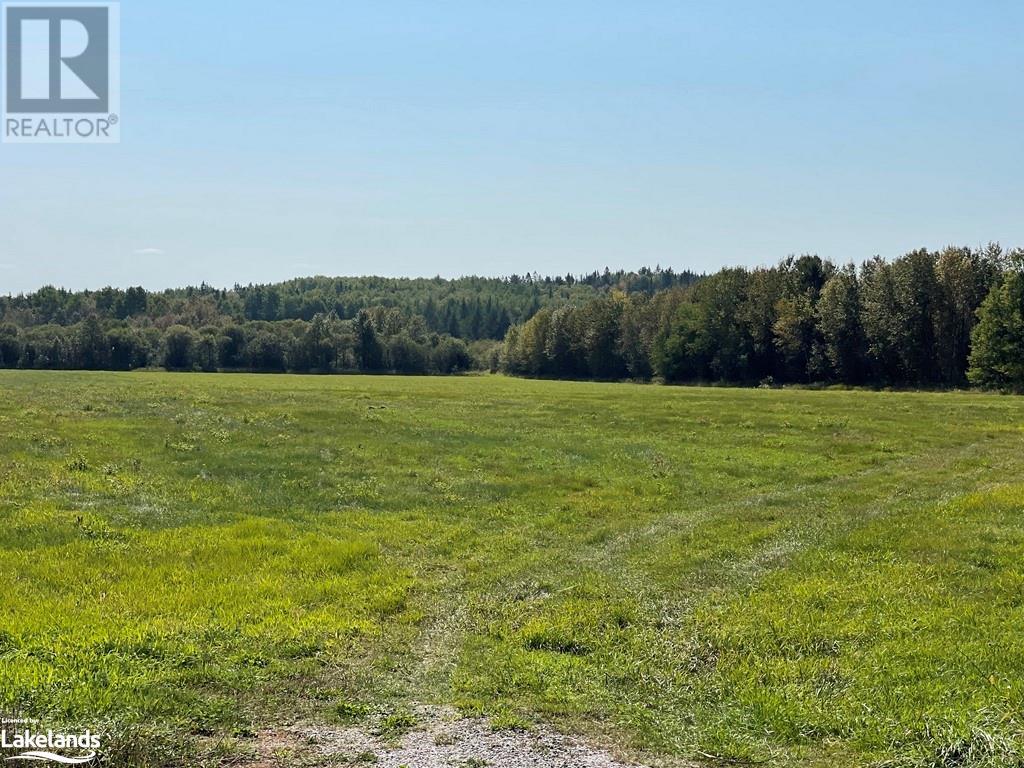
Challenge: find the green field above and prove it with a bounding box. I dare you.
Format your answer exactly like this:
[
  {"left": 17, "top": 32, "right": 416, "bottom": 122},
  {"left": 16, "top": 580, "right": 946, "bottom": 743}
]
[{"left": 1, "top": 371, "right": 1023, "bottom": 767}]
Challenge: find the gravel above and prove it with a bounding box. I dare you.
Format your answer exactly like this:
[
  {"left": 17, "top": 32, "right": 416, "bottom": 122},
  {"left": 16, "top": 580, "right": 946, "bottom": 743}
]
[{"left": 249, "top": 706, "right": 657, "bottom": 768}]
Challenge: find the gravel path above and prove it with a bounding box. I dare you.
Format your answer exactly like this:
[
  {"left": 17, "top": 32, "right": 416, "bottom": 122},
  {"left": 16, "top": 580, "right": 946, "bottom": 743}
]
[{"left": 249, "top": 706, "right": 658, "bottom": 768}]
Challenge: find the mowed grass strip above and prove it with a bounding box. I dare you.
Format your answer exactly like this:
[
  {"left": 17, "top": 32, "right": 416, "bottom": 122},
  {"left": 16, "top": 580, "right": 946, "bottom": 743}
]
[{"left": 0, "top": 371, "right": 1021, "bottom": 767}]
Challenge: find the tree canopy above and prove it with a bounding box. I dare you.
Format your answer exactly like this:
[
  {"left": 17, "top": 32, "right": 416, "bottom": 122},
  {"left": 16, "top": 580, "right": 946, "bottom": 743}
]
[{"left": 500, "top": 246, "right": 1022, "bottom": 390}]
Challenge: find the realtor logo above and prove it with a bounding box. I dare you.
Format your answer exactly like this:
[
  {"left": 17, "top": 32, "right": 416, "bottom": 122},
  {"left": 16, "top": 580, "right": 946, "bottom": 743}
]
[{"left": 2, "top": 1, "right": 119, "bottom": 143}]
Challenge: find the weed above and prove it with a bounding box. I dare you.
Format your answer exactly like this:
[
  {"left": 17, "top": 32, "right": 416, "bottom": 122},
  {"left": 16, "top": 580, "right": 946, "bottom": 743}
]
[{"left": 375, "top": 709, "right": 417, "bottom": 740}]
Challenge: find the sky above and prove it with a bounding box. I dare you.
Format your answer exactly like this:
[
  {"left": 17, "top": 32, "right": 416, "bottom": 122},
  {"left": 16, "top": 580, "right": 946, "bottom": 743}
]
[{"left": 1, "top": 0, "right": 1023, "bottom": 293}]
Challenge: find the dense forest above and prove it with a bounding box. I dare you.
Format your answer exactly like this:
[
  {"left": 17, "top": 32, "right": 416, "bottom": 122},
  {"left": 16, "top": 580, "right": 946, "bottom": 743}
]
[
  {"left": 501, "top": 245, "right": 1024, "bottom": 389},
  {"left": 0, "top": 269, "right": 698, "bottom": 376},
  {"left": 1, "top": 247, "right": 1022, "bottom": 389}
]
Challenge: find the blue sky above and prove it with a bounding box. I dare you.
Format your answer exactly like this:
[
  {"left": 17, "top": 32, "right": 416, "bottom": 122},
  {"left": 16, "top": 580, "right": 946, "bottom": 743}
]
[{"left": 2, "top": 0, "right": 1023, "bottom": 292}]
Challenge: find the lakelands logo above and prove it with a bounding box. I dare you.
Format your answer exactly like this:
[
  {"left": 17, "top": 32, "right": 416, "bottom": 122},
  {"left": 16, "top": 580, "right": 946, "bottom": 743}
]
[
  {"left": 2, "top": 1, "right": 120, "bottom": 143},
  {"left": 1, "top": 720, "right": 99, "bottom": 764}
]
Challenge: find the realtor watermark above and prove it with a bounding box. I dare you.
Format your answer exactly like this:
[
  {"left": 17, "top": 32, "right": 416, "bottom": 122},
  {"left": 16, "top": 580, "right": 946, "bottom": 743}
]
[
  {"left": 0, "top": 717, "right": 99, "bottom": 764},
  {"left": 2, "top": 1, "right": 119, "bottom": 143}
]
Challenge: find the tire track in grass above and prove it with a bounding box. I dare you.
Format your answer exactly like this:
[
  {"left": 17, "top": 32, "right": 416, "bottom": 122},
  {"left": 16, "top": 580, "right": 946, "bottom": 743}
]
[
  {"left": 593, "top": 433, "right": 1024, "bottom": 761},
  {"left": 314, "top": 429, "right": 1024, "bottom": 767},
  {"left": 605, "top": 432, "right": 1024, "bottom": 595},
  {"left": 398, "top": 431, "right": 1019, "bottom": 699}
]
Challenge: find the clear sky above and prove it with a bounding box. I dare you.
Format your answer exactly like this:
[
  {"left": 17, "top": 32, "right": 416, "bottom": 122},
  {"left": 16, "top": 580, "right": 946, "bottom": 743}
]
[{"left": 2, "top": 0, "right": 1023, "bottom": 293}]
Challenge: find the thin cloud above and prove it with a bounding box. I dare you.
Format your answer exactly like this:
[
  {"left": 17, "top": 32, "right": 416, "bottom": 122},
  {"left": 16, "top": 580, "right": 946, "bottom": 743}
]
[{"left": 133, "top": 247, "right": 165, "bottom": 256}]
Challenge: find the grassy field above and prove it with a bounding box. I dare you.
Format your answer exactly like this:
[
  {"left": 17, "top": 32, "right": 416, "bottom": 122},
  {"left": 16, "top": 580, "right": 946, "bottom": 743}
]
[{"left": 1, "top": 371, "right": 1022, "bottom": 767}]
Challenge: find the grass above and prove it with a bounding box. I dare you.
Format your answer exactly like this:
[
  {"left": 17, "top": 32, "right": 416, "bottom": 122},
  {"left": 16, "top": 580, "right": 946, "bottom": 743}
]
[{"left": 0, "top": 370, "right": 1022, "bottom": 767}]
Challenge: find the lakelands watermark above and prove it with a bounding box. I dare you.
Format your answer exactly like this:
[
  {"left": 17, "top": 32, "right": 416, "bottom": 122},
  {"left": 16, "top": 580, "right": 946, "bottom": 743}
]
[
  {"left": 1, "top": 718, "right": 99, "bottom": 764},
  {"left": 2, "top": 1, "right": 120, "bottom": 143}
]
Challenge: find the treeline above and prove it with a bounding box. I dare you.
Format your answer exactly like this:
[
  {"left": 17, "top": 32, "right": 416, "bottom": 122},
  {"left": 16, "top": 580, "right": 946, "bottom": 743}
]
[
  {"left": 0, "top": 268, "right": 699, "bottom": 342},
  {"left": 0, "top": 309, "right": 488, "bottom": 375},
  {"left": 500, "top": 245, "right": 1024, "bottom": 390},
  {"left": 0, "top": 268, "right": 699, "bottom": 375},
  {"left": 4, "top": 251, "right": 1022, "bottom": 388}
]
